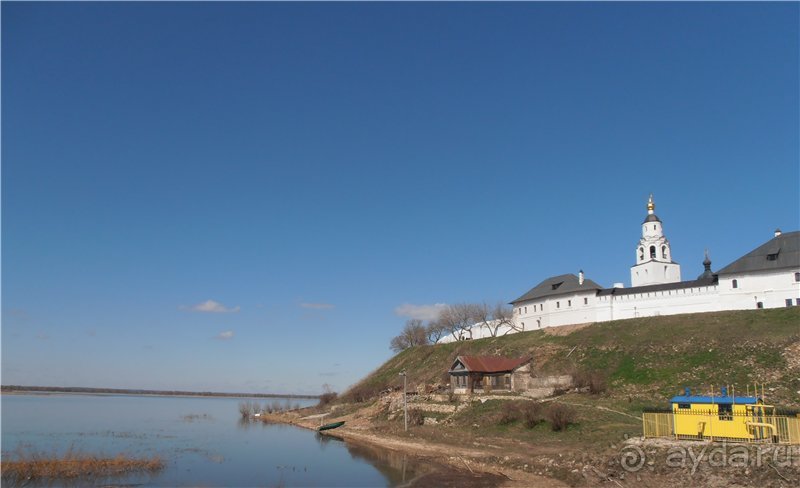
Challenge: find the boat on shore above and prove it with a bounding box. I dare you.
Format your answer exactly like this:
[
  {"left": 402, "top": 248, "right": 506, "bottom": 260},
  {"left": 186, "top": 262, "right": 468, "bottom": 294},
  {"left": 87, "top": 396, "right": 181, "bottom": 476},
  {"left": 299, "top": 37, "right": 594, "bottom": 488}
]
[{"left": 318, "top": 421, "right": 345, "bottom": 431}]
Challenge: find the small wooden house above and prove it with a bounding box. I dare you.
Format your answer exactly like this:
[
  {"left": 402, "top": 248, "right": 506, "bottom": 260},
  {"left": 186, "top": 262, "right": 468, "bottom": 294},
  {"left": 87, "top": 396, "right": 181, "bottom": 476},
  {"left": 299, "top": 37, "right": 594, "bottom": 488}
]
[{"left": 449, "top": 355, "right": 532, "bottom": 394}]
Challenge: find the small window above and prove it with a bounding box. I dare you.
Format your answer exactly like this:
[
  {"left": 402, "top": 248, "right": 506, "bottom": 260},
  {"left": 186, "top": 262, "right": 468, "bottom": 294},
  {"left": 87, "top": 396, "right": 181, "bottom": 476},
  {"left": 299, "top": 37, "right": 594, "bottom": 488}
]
[
  {"left": 757, "top": 302, "right": 764, "bottom": 309},
  {"left": 662, "top": 245, "right": 667, "bottom": 259},
  {"left": 567, "top": 300, "right": 571, "bottom": 307},
  {"left": 639, "top": 247, "right": 644, "bottom": 261},
  {"left": 732, "top": 279, "right": 738, "bottom": 289},
  {"left": 584, "top": 297, "right": 588, "bottom": 305},
  {"left": 524, "top": 306, "right": 527, "bottom": 314},
  {"left": 678, "top": 403, "right": 691, "bottom": 410},
  {"left": 556, "top": 301, "right": 560, "bottom": 309},
  {"left": 794, "top": 272, "right": 800, "bottom": 282},
  {"left": 718, "top": 404, "right": 733, "bottom": 421},
  {"left": 766, "top": 253, "right": 778, "bottom": 261},
  {"left": 787, "top": 299, "right": 794, "bottom": 307},
  {"left": 650, "top": 246, "right": 656, "bottom": 259}
]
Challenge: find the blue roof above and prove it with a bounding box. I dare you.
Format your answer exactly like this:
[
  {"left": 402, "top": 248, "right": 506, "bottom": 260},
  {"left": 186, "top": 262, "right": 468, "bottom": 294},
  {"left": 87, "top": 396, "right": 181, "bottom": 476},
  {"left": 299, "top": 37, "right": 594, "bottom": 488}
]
[{"left": 670, "top": 395, "right": 760, "bottom": 405}]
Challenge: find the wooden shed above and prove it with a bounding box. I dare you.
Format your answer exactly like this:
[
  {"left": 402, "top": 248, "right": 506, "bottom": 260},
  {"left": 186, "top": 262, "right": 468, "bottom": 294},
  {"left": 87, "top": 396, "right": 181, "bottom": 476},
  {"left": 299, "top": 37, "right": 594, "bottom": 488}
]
[{"left": 449, "top": 355, "right": 532, "bottom": 394}]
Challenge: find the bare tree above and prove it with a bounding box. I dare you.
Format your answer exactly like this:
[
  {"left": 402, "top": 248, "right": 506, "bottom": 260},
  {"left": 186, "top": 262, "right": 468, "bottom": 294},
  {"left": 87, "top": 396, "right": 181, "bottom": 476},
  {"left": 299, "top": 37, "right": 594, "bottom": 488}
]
[
  {"left": 438, "top": 303, "right": 482, "bottom": 341},
  {"left": 473, "top": 302, "right": 494, "bottom": 336},
  {"left": 426, "top": 319, "right": 447, "bottom": 344},
  {"left": 473, "top": 302, "right": 513, "bottom": 338},
  {"left": 491, "top": 302, "right": 516, "bottom": 335},
  {"left": 389, "top": 319, "right": 430, "bottom": 352}
]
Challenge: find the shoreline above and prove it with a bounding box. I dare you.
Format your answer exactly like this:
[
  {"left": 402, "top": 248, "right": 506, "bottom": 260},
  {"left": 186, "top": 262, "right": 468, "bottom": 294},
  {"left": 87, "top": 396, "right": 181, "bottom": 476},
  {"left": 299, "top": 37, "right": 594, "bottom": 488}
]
[
  {"left": 262, "top": 411, "right": 568, "bottom": 487},
  {"left": 1, "top": 388, "right": 318, "bottom": 400}
]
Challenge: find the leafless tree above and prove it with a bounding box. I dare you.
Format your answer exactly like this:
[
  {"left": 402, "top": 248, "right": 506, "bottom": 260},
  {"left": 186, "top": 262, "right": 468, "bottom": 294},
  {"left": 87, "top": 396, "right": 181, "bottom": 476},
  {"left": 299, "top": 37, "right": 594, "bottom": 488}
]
[
  {"left": 389, "top": 319, "right": 430, "bottom": 352},
  {"left": 472, "top": 302, "right": 515, "bottom": 337},
  {"left": 438, "top": 303, "right": 482, "bottom": 341},
  {"left": 492, "top": 302, "right": 516, "bottom": 334},
  {"left": 426, "top": 319, "right": 447, "bottom": 344}
]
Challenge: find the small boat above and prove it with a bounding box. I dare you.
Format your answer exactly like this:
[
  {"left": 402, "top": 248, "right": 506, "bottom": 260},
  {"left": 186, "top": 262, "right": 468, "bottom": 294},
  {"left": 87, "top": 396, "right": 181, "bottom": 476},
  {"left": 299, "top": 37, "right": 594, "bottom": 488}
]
[{"left": 318, "top": 421, "right": 345, "bottom": 431}]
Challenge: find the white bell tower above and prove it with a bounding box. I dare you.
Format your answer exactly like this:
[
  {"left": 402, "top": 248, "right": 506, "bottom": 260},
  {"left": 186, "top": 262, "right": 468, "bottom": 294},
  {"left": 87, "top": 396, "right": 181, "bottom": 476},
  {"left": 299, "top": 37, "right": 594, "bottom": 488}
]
[{"left": 630, "top": 195, "right": 681, "bottom": 287}]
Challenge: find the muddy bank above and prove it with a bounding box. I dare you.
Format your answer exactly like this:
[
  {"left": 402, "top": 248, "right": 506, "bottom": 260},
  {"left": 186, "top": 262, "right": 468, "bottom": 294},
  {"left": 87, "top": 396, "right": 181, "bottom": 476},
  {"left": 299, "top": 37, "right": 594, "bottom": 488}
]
[{"left": 260, "top": 411, "right": 568, "bottom": 487}]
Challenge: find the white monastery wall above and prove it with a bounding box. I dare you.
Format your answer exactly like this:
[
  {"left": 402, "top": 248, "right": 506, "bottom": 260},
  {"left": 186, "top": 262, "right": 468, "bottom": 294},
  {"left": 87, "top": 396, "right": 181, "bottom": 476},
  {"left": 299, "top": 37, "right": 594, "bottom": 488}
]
[{"left": 717, "top": 270, "right": 800, "bottom": 310}]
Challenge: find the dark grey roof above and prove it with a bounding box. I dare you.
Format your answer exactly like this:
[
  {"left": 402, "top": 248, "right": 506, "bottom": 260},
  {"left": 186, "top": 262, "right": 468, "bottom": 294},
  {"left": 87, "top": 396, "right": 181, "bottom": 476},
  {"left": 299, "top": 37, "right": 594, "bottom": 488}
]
[
  {"left": 697, "top": 251, "right": 714, "bottom": 280},
  {"left": 511, "top": 273, "right": 603, "bottom": 304},
  {"left": 716, "top": 231, "right": 800, "bottom": 275},
  {"left": 643, "top": 214, "right": 661, "bottom": 223},
  {"left": 597, "top": 275, "right": 718, "bottom": 296}
]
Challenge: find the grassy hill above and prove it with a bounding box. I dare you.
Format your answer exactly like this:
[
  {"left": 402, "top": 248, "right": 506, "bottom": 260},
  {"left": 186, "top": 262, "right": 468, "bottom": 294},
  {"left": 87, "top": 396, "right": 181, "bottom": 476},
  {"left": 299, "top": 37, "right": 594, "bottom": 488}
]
[{"left": 346, "top": 308, "right": 800, "bottom": 407}]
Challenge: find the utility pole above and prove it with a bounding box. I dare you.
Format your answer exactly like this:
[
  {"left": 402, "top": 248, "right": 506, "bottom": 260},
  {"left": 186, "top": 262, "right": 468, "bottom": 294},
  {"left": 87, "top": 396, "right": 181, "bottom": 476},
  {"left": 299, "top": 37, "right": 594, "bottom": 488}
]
[{"left": 399, "top": 370, "right": 407, "bottom": 432}]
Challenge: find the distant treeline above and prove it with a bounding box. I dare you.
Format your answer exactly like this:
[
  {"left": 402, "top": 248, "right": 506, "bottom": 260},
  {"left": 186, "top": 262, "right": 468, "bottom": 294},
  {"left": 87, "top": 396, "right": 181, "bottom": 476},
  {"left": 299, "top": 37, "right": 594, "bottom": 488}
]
[{"left": 1, "top": 385, "right": 319, "bottom": 399}]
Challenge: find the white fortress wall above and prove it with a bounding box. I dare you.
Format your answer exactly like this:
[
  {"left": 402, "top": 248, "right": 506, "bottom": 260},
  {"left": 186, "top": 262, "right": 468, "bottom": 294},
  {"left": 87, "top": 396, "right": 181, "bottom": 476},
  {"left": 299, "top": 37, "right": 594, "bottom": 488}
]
[{"left": 717, "top": 269, "right": 800, "bottom": 310}]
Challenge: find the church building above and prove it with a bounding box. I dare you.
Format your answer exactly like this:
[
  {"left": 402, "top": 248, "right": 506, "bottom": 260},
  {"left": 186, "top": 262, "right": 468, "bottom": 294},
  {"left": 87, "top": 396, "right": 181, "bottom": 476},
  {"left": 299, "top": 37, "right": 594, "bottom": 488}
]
[{"left": 509, "top": 196, "right": 799, "bottom": 332}]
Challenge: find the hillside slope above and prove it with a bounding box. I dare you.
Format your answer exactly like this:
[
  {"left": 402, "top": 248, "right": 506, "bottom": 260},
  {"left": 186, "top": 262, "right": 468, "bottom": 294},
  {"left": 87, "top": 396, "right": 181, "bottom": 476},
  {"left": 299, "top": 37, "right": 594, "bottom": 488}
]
[{"left": 347, "top": 308, "right": 800, "bottom": 406}]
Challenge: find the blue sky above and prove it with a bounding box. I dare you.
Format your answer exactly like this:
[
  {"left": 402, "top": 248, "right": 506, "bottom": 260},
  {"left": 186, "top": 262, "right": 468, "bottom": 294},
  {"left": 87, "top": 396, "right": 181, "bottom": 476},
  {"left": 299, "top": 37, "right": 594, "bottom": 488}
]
[{"left": 3, "top": 2, "right": 798, "bottom": 395}]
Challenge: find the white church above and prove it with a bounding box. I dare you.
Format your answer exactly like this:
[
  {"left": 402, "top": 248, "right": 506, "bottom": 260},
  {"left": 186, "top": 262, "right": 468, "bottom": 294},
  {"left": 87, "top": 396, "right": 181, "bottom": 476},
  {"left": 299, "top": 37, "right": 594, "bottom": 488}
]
[{"left": 509, "top": 195, "right": 800, "bottom": 332}]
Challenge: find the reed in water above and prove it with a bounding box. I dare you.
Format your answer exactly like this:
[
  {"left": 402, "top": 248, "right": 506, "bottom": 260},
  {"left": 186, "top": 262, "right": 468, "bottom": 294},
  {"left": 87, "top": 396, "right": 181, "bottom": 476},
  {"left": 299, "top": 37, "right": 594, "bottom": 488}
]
[{"left": 1, "top": 447, "right": 164, "bottom": 485}]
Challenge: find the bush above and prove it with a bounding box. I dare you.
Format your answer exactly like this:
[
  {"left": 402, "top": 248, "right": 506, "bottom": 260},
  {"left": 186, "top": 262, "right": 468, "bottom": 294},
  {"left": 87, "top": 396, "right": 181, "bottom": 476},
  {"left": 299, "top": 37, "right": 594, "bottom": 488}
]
[
  {"left": 574, "top": 370, "right": 607, "bottom": 395},
  {"left": 522, "top": 402, "right": 544, "bottom": 428},
  {"left": 238, "top": 401, "right": 260, "bottom": 418},
  {"left": 344, "top": 384, "right": 382, "bottom": 403},
  {"left": 546, "top": 403, "right": 577, "bottom": 431},
  {"left": 497, "top": 401, "right": 523, "bottom": 425},
  {"left": 407, "top": 408, "right": 425, "bottom": 426},
  {"left": 318, "top": 392, "right": 338, "bottom": 408},
  {"left": 588, "top": 373, "right": 607, "bottom": 395}
]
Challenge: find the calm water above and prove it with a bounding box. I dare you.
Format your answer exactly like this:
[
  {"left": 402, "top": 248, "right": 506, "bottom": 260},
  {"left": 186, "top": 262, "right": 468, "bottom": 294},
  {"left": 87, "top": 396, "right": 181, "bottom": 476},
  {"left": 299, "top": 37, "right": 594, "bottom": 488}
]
[{"left": 1, "top": 394, "right": 426, "bottom": 487}]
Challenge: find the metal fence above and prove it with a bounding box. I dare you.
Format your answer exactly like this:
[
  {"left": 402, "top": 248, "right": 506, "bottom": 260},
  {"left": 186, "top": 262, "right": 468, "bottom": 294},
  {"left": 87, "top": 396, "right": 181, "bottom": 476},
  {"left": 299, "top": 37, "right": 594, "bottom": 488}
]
[{"left": 642, "top": 411, "right": 800, "bottom": 445}]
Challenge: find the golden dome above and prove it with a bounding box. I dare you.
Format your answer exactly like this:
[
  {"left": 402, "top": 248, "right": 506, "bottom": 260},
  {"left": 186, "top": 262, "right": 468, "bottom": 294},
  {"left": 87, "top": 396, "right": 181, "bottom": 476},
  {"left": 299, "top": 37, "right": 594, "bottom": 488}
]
[{"left": 647, "top": 194, "right": 655, "bottom": 212}]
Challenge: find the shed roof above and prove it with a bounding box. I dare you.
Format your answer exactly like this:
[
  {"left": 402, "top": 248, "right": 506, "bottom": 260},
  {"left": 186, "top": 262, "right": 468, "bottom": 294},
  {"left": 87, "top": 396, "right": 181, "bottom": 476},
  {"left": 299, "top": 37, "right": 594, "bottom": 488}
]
[
  {"left": 717, "top": 231, "right": 799, "bottom": 275},
  {"left": 670, "top": 395, "right": 761, "bottom": 405},
  {"left": 596, "top": 275, "right": 718, "bottom": 296},
  {"left": 449, "top": 355, "right": 531, "bottom": 374},
  {"left": 511, "top": 273, "right": 603, "bottom": 304}
]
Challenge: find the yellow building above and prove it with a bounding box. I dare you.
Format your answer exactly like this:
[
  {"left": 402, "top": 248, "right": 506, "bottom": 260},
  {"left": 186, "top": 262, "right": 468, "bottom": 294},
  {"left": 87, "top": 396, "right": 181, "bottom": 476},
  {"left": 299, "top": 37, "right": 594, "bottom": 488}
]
[
  {"left": 643, "top": 387, "right": 800, "bottom": 444},
  {"left": 670, "top": 387, "right": 779, "bottom": 442}
]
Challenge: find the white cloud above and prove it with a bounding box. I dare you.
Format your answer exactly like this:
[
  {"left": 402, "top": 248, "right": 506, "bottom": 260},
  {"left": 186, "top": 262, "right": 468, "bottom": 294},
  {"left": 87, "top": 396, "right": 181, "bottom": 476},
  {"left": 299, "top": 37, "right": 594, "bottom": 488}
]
[
  {"left": 300, "top": 302, "right": 335, "bottom": 310},
  {"left": 181, "top": 300, "right": 240, "bottom": 313},
  {"left": 215, "top": 330, "right": 234, "bottom": 341},
  {"left": 394, "top": 303, "right": 447, "bottom": 321}
]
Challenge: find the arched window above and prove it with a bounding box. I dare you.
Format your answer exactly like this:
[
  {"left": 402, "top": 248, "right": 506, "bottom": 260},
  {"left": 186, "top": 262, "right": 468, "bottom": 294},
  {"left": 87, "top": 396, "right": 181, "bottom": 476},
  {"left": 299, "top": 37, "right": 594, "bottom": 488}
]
[
  {"left": 639, "top": 247, "right": 644, "bottom": 261},
  {"left": 732, "top": 279, "right": 738, "bottom": 289},
  {"left": 795, "top": 272, "right": 800, "bottom": 282},
  {"left": 662, "top": 245, "right": 667, "bottom": 259},
  {"left": 650, "top": 246, "right": 656, "bottom": 259}
]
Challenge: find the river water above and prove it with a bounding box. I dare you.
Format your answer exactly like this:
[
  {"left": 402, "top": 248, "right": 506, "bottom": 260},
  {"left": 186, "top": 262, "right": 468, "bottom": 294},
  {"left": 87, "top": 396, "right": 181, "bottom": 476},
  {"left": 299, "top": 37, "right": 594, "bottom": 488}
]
[{"left": 1, "top": 393, "right": 426, "bottom": 487}]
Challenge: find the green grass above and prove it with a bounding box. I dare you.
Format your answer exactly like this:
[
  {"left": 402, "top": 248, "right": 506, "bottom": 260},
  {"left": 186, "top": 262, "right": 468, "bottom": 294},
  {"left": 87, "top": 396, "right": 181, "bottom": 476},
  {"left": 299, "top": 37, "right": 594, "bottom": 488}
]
[{"left": 344, "top": 308, "right": 800, "bottom": 406}]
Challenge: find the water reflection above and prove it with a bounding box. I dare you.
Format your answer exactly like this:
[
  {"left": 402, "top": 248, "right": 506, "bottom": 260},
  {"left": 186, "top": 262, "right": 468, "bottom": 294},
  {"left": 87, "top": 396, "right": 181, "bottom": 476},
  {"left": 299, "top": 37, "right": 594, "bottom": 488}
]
[
  {"left": 4, "top": 395, "right": 448, "bottom": 487},
  {"left": 314, "top": 432, "right": 423, "bottom": 486}
]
